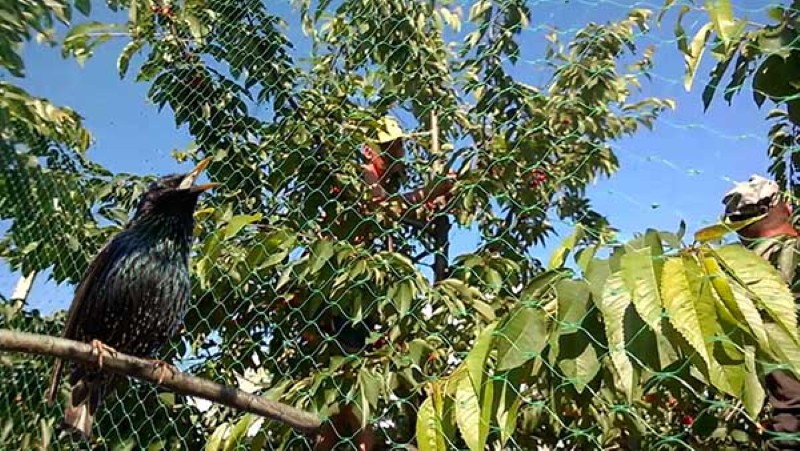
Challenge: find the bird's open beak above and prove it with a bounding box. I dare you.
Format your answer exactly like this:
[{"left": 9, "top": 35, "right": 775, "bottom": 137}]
[{"left": 178, "top": 157, "right": 220, "bottom": 192}]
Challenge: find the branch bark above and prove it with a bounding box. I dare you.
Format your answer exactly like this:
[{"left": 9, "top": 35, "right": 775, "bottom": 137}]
[
  {"left": 429, "top": 109, "right": 451, "bottom": 282},
  {"left": 0, "top": 329, "right": 322, "bottom": 436}
]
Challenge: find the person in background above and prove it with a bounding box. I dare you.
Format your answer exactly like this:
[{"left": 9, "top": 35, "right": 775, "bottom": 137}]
[
  {"left": 723, "top": 175, "right": 800, "bottom": 450},
  {"left": 314, "top": 117, "right": 455, "bottom": 451},
  {"left": 360, "top": 116, "right": 456, "bottom": 211}
]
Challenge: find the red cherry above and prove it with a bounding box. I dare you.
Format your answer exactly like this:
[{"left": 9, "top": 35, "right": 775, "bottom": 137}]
[
  {"left": 681, "top": 415, "right": 694, "bottom": 426},
  {"left": 302, "top": 331, "right": 318, "bottom": 344},
  {"left": 529, "top": 169, "right": 548, "bottom": 188},
  {"left": 330, "top": 186, "right": 342, "bottom": 195}
]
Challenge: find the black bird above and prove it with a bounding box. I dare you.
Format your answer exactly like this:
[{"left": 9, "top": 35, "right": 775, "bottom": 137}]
[{"left": 46, "top": 157, "right": 217, "bottom": 439}]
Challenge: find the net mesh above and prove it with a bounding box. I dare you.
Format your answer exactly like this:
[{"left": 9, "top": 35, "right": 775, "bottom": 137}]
[{"left": 1, "top": 0, "right": 799, "bottom": 450}]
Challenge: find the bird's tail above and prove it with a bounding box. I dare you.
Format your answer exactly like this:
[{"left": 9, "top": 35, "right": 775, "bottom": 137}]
[{"left": 62, "top": 377, "right": 104, "bottom": 440}]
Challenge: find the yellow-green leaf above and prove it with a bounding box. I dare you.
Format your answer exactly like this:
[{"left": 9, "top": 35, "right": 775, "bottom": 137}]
[
  {"left": 765, "top": 322, "right": 800, "bottom": 375},
  {"left": 416, "top": 397, "right": 447, "bottom": 451},
  {"left": 681, "top": 254, "right": 738, "bottom": 395},
  {"left": 703, "top": 252, "right": 769, "bottom": 351},
  {"left": 662, "top": 257, "right": 711, "bottom": 367},
  {"left": 621, "top": 247, "right": 663, "bottom": 333},
  {"left": 598, "top": 273, "right": 634, "bottom": 401},
  {"left": 705, "top": 0, "right": 735, "bottom": 43},
  {"left": 684, "top": 22, "right": 714, "bottom": 91},
  {"left": 694, "top": 214, "right": 766, "bottom": 243},
  {"left": 454, "top": 375, "right": 488, "bottom": 451},
  {"left": 716, "top": 244, "right": 798, "bottom": 341}
]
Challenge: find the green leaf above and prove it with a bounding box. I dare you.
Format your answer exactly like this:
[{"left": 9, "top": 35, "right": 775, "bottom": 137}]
[
  {"left": 674, "top": 5, "right": 691, "bottom": 55},
  {"left": 465, "top": 323, "right": 497, "bottom": 396},
  {"left": 621, "top": 247, "right": 663, "bottom": 333},
  {"left": 554, "top": 279, "right": 591, "bottom": 329},
  {"left": 117, "top": 40, "right": 143, "bottom": 79},
  {"left": 75, "top": 0, "right": 91, "bottom": 15},
  {"left": 644, "top": 229, "right": 666, "bottom": 276},
  {"left": 789, "top": 99, "right": 800, "bottom": 126},
  {"left": 548, "top": 224, "right": 585, "bottom": 269},
  {"left": 521, "top": 269, "right": 568, "bottom": 303},
  {"left": 223, "top": 414, "right": 256, "bottom": 451},
  {"left": 495, "top": 306, "right": 549, "bottom": 371},
  {"left": 752, "top": 54, "right": 799, "bottom": 106},
  {"left": 185, "top": 13, "right": 209, "bottom": 44},
  {"left": 62, "top": 22, "right": 124, "bottom": 64},
  {"left": 309, "top": 239, "right": 335, "bottom": 274},
  {"left": 557, "top": 337, "right": 600, "bottom": 393},
  {"left": 742, "top": 345, "right": 765, "bottom": 417},
  {"left": 222, "top": 213, "right": 262, "bottom": 239},
  {"left": 204, "top": 423, "right": 229, "bottom": 451},
  {"left": 471, "top": 299, "right": 496, "bottom": 321},
  {"left": 389, "top": 280, "right": 415, "bottom": 317},
  {"left": 493, "top": 366, "right": 526, "bottom": 448},
  {"left": 597, "top": 273, "right": 635, "bottom": 401},
  {"left": 358, "top": 368, "right": 381, "bottom": 427},
  {"left": 454, "top": 374, "right": 489, "bottom": 451},
  {"left": 575, "top": 244, "right": 599, "bottom": 274},
  {"left": 684, "top": 22, "right": 714, "bottom": 91},
  {"left": 585, "top": 257, "right": 611, "bottom": 301},
  {"left": 703, "top": 48, "right": 735, "bottom": 110}
]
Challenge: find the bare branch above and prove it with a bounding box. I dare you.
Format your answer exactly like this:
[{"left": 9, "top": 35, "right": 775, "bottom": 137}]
[{"left": 0, "top": 329, "right": 322, "bottom": 436}]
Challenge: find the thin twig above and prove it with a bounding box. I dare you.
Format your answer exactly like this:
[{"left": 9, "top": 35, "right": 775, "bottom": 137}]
[{"left": 0, "top": 329, "right": 322, "bottom": 436}]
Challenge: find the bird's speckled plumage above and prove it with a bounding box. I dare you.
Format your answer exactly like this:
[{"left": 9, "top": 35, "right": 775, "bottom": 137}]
[{"left": 46, "top": 162, "right": 215, "bottom": 439}]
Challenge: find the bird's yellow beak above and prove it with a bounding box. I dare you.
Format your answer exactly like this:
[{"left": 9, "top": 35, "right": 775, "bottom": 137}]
[{"left": 179, "top": 156, "right": 220, "bottom": 192}]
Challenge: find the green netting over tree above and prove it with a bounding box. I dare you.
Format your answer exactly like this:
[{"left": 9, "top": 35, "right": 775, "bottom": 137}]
[{"left": 3, "top": 0, "right": 800, "bottom": 450}]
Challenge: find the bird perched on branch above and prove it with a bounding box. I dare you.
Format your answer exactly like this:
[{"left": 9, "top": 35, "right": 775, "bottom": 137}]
[{"left": 45, "top": 157, "right": 218, "bottom": 440}]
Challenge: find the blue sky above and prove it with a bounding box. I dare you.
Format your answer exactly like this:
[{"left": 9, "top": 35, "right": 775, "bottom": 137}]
[{"left": 0, "top": 0, "right": 776, "bottom": 313}]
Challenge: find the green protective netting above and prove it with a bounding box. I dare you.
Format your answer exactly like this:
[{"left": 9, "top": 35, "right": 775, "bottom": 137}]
[{"left": 2, "top": 0, "right": 800, "bottom": 449}]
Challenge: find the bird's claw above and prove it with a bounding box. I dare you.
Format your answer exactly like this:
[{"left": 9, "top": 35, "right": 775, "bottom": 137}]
[
  {"left": 150, "top": 360, "right": 177, "bottom": 384},
  {"left": 90, "top": 339, "right": 117, "bottom": 368}
]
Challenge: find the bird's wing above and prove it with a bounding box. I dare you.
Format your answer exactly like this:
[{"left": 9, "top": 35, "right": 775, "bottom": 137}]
[{"left": 46, "top": 238, "right": 116, "bottom": 405}]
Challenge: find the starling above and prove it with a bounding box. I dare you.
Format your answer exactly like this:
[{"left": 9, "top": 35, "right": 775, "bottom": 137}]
[{"left": 45, "top": 157, "right": 218, "bottom": 439}]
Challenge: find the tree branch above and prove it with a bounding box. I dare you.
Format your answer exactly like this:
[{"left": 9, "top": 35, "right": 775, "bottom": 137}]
[
  {"left": 0, "top": 329, "right": 322, "bottom": 436},
  {"left": 429, "top": 109, "right": 451, "bottom": 282}
]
